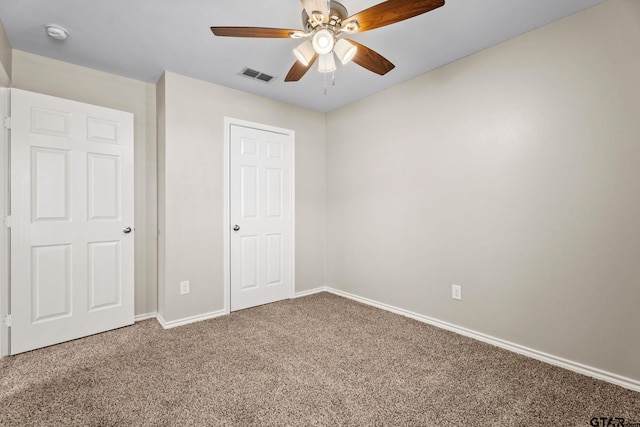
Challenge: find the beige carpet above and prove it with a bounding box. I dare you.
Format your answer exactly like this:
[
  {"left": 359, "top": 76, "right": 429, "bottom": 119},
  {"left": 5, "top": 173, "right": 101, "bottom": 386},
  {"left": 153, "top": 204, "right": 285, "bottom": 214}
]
[{"left": 1, "top": 292, "right": 638, "bottom": 426}]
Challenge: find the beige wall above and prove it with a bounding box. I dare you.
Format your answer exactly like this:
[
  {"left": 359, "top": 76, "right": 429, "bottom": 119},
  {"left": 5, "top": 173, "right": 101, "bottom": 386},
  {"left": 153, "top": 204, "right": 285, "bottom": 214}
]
[
  {"left": 326, "top": 0, "right": 640, "bottom": 381},
  {"left": 158, "top": 71, "right": 326, "bottom": 322},
  {"left": 0, "top": 19, "right": 11, "bottom": 81},
  {"left": 12, "top": 50, "right": 158, "bottom": 316}
]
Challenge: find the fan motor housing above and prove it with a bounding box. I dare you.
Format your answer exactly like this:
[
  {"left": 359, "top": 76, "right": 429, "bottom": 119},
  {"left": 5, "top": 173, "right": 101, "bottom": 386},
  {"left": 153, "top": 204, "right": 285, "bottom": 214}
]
[{"left": 302, "top": 1, "right": 348, "bottom": 32}]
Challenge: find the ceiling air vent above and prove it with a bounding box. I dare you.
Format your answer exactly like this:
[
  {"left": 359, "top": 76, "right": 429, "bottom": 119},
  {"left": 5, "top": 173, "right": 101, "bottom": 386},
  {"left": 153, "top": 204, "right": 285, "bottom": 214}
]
[
  {"left": 241, "top": 68, "right": 260, "bottom": 78},
  {"left": 256, "top": 73, "right": 274, "bottom": 83},
  {"left": 239, "top": 67, "right": 275, "bottom": 84}
]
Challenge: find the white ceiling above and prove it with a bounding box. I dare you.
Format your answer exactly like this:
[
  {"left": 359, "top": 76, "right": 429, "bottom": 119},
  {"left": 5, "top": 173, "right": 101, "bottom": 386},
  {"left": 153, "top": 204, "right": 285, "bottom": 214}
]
[{"left": 0, "top": 0, "right": 605, "bottom": 113}]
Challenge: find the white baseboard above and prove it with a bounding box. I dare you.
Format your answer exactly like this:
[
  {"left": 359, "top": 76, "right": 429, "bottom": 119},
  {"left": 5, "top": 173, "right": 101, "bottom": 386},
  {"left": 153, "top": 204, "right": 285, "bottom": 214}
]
[
  {"left": 156, "top": 309, "right": 226, "bottom": 330},
  {"left": 324, "top": 287, "right": 640, "bottom": 393},
  {"left": 294, "top": 286, "right": 328, "bottom": 298},
  {"left": 129, "top": 288, "right": 640, "bottom": 392},
  {"left": 148, "top": 287, "right": 327, "bottom": 330},
  {"left": 134, "top": 312, "right": 157, "bottom": 322}
]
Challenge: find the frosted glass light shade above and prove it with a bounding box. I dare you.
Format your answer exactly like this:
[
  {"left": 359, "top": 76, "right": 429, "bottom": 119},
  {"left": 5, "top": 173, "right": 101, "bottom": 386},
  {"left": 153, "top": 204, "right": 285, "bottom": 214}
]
[
  {"left": 294, "top": 41, "right": 315, "bottom": 66},
  {"left": 312, "top": 29, "right": 335, "bottom": 55},
  {"left": 334, "top": 39, "right": 357, "bottom": 65},
  {"left": 318, "top": 54, "right": 336, "bottom": 73}
]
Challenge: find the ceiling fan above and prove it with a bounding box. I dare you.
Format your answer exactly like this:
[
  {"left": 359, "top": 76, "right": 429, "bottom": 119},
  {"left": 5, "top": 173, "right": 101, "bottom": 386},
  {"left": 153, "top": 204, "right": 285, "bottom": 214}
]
[{"left": 210, "top": 0, "right": 445, "bottom": 83}]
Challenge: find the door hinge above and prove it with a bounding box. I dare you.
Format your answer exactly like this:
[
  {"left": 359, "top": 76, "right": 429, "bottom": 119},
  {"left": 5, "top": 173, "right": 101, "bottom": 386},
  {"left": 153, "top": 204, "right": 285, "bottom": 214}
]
[
  {"left": 3, "top": 117, "right": 10, "bottom": 129},
  {"left": 3, "top": 216, "right": 12, "bottom": 228},
  {"left": 3, "top": 315, "right": 11, "bottom": 328}
]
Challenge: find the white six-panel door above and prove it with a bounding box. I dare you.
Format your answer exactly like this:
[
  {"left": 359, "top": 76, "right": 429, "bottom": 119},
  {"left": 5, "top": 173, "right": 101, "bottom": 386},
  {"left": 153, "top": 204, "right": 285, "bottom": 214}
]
[
  {"left": 230, "top": 124, "right": 293, "bottom": 311},
  {"left": 10, "top": 89, "right": 134, "bottom": 354}
]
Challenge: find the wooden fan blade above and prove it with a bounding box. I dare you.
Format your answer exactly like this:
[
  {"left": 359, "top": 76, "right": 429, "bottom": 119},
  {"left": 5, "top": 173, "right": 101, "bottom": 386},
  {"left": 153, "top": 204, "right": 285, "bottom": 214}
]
[
  {"left": 301, "top": 0, "right": 330, "bottom": 23},
  {"left": 346, "top": 40, "right": 395, "bottom": 75},
  {"left": 285, "top": 54, "right": 319, "bottom": 82},
  {"left": 343, "top": 0, "right": 445, "bottom": 33},
  {"left": 210, "top": 27, "right": 299, "bottom": 38}
]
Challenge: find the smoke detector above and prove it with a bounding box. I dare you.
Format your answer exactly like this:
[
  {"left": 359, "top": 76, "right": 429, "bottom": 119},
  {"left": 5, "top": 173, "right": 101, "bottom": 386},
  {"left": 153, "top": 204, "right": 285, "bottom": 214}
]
[{"left": 45, "top": 24, "right": 69, "bottom": 41}]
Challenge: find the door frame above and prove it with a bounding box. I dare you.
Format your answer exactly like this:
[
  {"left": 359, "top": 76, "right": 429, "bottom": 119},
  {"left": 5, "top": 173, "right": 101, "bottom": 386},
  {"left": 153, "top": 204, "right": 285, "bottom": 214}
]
[
  {"left": 223, "top": 117, "right": 295, "bottom": 314},
  {"left": 0, "top": 73, "right": 10, "bottom": 357}
]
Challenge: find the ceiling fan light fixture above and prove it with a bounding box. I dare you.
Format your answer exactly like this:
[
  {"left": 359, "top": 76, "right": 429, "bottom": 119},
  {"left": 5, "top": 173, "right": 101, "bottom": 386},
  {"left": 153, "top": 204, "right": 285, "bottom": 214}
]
[
  {"left": 342, "top": 21, "right": 360, "bottom": 33},
  {"left": 210, "top": 0, "right": 445, "bottom": 83},
  {"left": 334, "top": 39, "right": 357, "bottom": 65},
  {"left": 293, "top": 40, "right": 315, "bottom": 66},
  {"left": 311, "top": 11, "right": 324, "bottom": 24},
  {"left": 312, "top": 29, "right": 335, "bottom": 55},
  {"left": 318, "top": 53, "right": 336, "bottom": 73}
]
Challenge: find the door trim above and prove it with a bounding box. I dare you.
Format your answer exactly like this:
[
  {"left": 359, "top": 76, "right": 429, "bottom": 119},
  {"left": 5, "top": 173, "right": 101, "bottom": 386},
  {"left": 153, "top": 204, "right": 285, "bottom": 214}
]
[
  {"left": 223, "top": 117, "right": 295, "bottom": 314},
  {"left": 0, "top": 83, "right": 9, "bottom": 357}
]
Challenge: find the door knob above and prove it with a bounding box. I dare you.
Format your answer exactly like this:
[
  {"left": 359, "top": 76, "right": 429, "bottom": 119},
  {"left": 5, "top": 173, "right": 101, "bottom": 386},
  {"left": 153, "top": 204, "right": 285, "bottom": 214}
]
[
  {"left": 233, "top": 225, "right": 240, "bottom": 231},
  {"left": 123, "top": 227, "right": 132, "bottom": 234}
]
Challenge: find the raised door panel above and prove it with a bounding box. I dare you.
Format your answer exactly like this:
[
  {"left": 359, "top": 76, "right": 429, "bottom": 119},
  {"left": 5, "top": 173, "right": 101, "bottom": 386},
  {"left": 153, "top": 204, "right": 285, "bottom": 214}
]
[
  {"left": 266, "top": 234, "right": 283, "bottom": 286},
  {"left": 30, "top": 107, "right": 71, "bottom": 137},
  {"left": 31, "top": 244, "right": 72, "bottom": 323},
  {"left": 31, "top": 147, "right": 70, "bottom": 222},
  {"left": 240, "top": 236, "right": 259, "bottom": 290},
  {"left": 88, "top": 241, "right": 121, "bottom": 311},
  {"left": 266, "top": 168, "right": 282, "bottom": 219},
  {"left": 240, "top": 166, "right": 259, "bottom": 220},
  {"left": 266, "top": 141, "right": 283, "bottom": 160},
  {"left": 88, "top": 153, "right": 120, "bottom": 221},
  {"left": 87, "top": 117, "right": 119, "bottom": 144},
  {"left": 240, "top": 137, "right": 258, "bottom": 157}
]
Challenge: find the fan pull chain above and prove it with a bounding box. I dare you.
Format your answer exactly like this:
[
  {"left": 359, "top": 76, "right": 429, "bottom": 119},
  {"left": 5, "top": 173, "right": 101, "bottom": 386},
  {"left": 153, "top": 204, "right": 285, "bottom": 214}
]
[
  {"left": 332, "top": 70, "right": 336, "bottom": 86},
  {"left": 324, "top": 71, "right": 328, "bottom": 95}
]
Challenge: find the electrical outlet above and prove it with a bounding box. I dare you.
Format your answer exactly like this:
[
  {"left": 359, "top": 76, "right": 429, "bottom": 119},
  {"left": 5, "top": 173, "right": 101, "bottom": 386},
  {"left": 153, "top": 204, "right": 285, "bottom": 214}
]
[
  {"left": 180, "top": 280, "right": 190, "bottom": 295},
  {"left": 452, "top": 284, "right": 462, "bottom": 301}
]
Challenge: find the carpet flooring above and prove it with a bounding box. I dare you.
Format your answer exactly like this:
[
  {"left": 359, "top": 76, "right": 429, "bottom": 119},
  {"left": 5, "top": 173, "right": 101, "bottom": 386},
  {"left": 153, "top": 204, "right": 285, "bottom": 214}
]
[{"left": 0, "top": 292, "right": 638, "bottom": 426}]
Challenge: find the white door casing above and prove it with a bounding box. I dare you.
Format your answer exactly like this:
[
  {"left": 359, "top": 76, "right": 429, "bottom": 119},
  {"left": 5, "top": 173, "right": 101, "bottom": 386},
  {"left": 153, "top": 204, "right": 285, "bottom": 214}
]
[
  {"left": 229, "top": 122, "right": 294, "bottom": 311},
  {"left": 10, "top": 89, "right": 134, "bottom": 354},
  {"left": 0, "top": 84, "right": 10, "bottom": 357}
]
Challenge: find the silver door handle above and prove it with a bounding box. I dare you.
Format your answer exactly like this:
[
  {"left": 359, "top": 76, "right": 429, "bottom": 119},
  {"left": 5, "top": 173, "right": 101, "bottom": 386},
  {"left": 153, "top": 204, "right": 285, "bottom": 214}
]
[
  {"left": 233, "top": 225, "right": 240, "bottom": 231},
  {"left": 123, "top": 227, "right": 132, "bottom": 234}
]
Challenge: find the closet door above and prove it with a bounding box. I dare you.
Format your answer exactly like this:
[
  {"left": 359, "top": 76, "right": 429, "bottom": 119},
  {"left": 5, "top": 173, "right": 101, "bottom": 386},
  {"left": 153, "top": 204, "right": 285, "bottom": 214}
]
[{"left": 230, "top": 124, "right": 293, "bottom": 311}]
